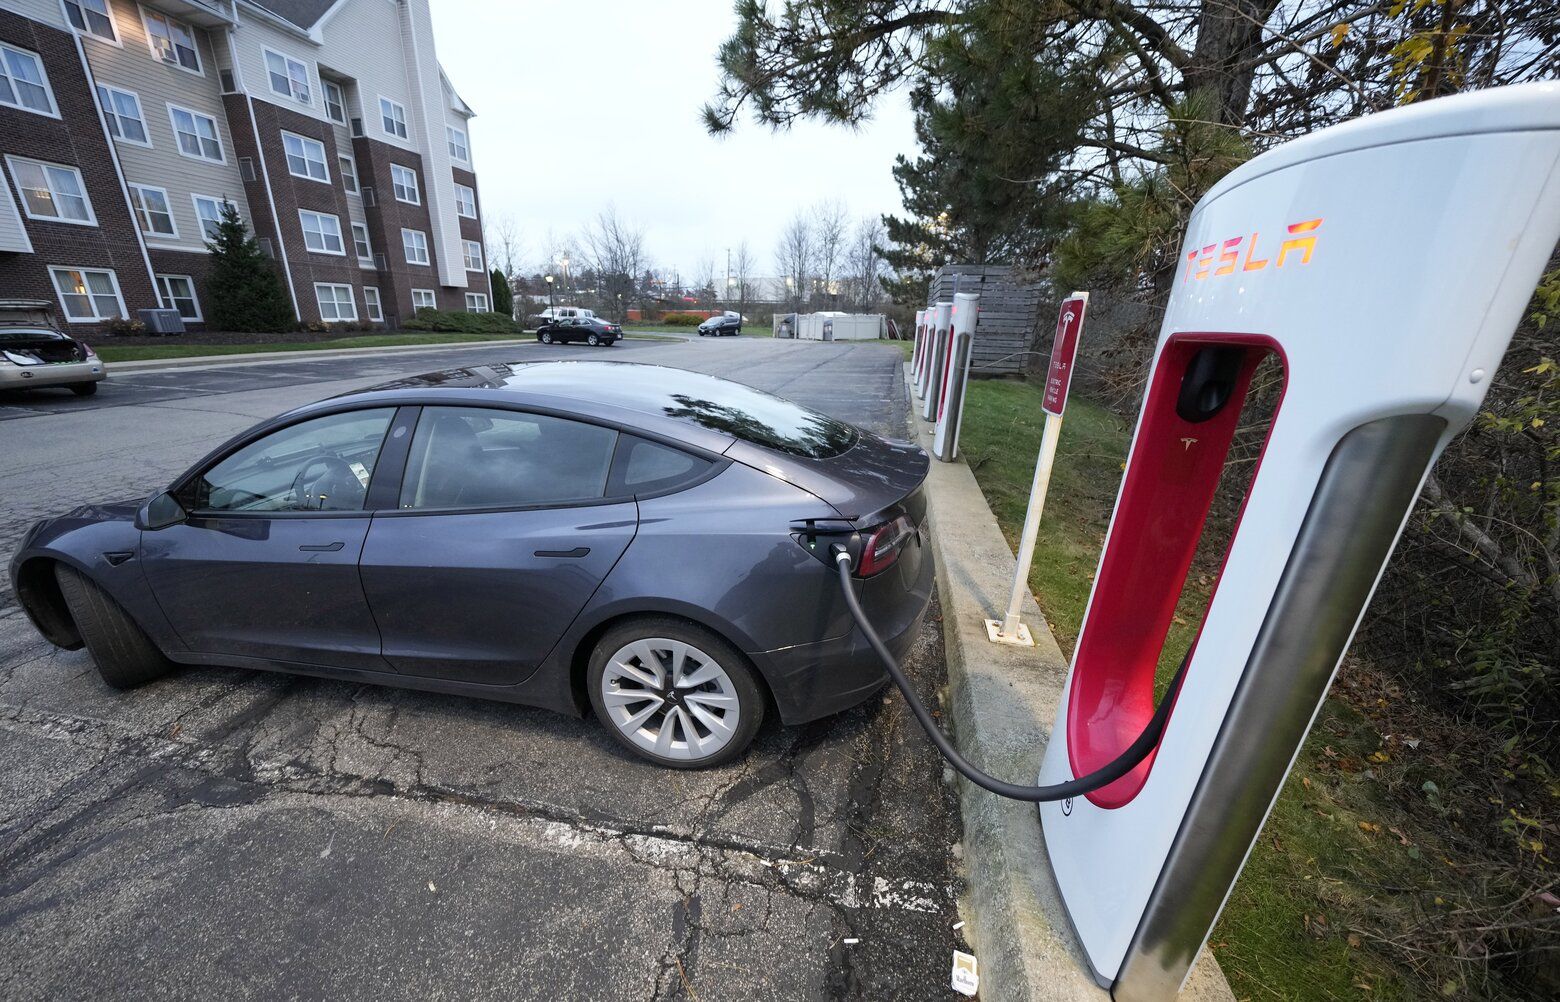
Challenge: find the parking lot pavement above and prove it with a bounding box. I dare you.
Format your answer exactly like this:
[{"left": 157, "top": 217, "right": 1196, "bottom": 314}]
[{"left": 0, "top": 336, "right": 968, "bottom": 1000}]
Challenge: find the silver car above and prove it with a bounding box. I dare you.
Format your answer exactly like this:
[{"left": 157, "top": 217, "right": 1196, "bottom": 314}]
[{"left": 0, "top": 299, "right": 106, "bottom": 397}]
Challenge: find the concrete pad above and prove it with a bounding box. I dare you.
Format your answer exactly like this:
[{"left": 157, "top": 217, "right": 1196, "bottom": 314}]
[{"left": 904, "top": 364, "right": 1233, "bottom": 1001}]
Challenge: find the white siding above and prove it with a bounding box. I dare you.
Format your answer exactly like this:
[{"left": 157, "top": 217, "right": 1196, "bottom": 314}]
[
  {"left": 394, "top": 0, "right": 462, "bottom": 288},
  {"left": 4, "top": 0, "right": 70, "bottom": 29},
  {"left": 82, "top": 0, "right": 251, "bottom": 252},
  {"left": 229, "top": 12, "right": 330, "bottom": 125},
  {"left": 312, "top": 0, "right": 416, "bottom": 151},
  {"left": 0, "top": 169, "right": 34, "bottom": 253}
]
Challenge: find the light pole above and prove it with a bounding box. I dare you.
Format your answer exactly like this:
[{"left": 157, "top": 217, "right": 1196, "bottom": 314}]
[
  {"left": 560, "top": 255, "right": 571, "bottom": 301},
  {"left": 545, "top": 274, "right": 554, "bottom": 315}
]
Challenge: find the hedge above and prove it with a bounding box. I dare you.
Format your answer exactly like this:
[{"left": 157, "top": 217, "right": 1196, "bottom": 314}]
[
  {"left": 660, "top": 312, "right": 706, "bottom": 326},
  {"left": 401, "top": 308, "right": 523, "bottom": 335}
]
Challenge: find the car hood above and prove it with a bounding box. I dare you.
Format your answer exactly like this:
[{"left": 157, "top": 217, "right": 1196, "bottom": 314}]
[{"left": 726, "top": 432, "right": 928, "bottom": 521}]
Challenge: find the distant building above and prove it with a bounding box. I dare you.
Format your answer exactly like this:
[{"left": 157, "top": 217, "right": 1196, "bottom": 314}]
[{"left": 0, "top": 0, "right": 489, "bottom": 331}]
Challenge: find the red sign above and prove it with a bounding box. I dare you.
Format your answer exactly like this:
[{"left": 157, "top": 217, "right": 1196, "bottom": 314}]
[{"left": 1043, "top": 295, "right": 1087, "bottom": 416}]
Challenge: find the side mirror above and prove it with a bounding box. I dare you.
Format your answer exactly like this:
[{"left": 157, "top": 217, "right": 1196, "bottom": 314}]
[{"left": 136, "top": 491, "right": 187, "bottom": 530}]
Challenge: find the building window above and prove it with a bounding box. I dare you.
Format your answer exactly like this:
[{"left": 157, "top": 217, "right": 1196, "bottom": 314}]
[
  {"left": 462, "top": 240, "right": 482, "bottom": 272},
  {"left": 264, "top": 48, "right": 310, "bottom": 104},
  {"left": 363, "top": 286, "right": 383, "bottom": 322},
  {"left": 299, "top": 209, "right": 345, "bottom": 255},
  {"left": 192, "top": 195, "right": 230, "bottom": 242},
  {"left": 95, "top": 84, "right": 147, "bottom": 143},
  {"left": 411, "top": 288, "right": 436, "bottom": 311},
  {"left": 390, "top": 163, "right": 419, "bottom": 204},
  {"left": 129, "top": 184, "right": 177, "bottom": 238},
  {"left": 169, "top": 105, "right": 222, "bottom": 162},
  {"left": 465, "top": 293, "right": 488, "bottom": 313},
  {"left": 49, "top": 266, "right": 125, "bottom": 322},
  {"left": 5, "top": 156, "right": 94, "bottom": 224},
  {"left": 323, "top": 79, "right": 346, "bottom": 123},
  {"left": 314, "top": 283, "right": 357, "bottom": 322},
  {"left": 143, "top": 10, "right": 201, "bottom": 73},
  {"left": 447, "top": 125, "right": 468, "bottom": 162},
  {"left": 1, "top": 44, "right": 57, "bottom": 116},
  {"left": 379, "top": 96, "right": 407, "bottom": 140},
  {"left": 338, "top": 154, "right": 358, "bottom": 194},
  {"left": 64, "top": 0, "right": 116, "bottom": 43},
  {"left": 156, "top": 274, "right": 201, "bottom": 320},
  {"left": 281, "top": 131, "right": 328, "bottom": 182},
  {"left": 401, "top": 228, "right": 428, "bottom": 265},
  {"left": 351, "top": 222, "right": 372, "bottom": 263},
  {"left": 454, "top": 183, "right": 476, "bottom": 219}
]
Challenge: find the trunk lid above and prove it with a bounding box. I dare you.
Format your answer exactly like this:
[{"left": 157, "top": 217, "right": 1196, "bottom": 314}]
[{"left": 726, "top": 430, "right": 929, "bottom": 522}]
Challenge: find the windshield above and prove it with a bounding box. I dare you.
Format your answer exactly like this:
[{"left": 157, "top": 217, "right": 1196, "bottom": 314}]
[{"left": 0, "top": 328, "right": 66, "bottom": 341}]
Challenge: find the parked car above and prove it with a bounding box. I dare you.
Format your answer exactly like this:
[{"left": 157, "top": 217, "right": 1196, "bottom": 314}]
[
  {"left": 10, "top": 361, "right": 934, "bottom": 768},
  {"left": 697, "top": 312, "right": 742, "bottom": 336},
  {"left": 537, "top": 316, "right": 622, "bottom": 346},
  {"left": 0, "top": 299, "right": 106, "bottom": 397},
  {"left": 528, "top": 306, "right": 596, "bottom": 328}
]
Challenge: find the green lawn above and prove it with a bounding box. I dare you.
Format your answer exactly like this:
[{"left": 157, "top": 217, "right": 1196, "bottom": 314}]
[
  {"left": 97, "top": 332, "right": 526, "bottom": 363},
  {"left": 957, "top": 379, "right": 1472, "bottom": 1001}
]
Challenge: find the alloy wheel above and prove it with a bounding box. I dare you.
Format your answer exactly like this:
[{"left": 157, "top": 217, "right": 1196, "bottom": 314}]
[{"left": 600, "top": 638, "right": 740, "bottom": 761}]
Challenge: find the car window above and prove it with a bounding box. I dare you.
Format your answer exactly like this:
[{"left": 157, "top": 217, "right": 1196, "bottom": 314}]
[
  {"left": 607, "top": 436, "right": 714, "bottom": 497},
  {"left": 399, "top": 407, "right": 619, "bottom": 510},
  {"left": 187, "top": 408, "right": 395, "bottom": 513}
]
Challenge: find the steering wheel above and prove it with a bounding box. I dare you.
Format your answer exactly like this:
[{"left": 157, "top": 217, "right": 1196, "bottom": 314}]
[{"left": 290, "top": 455, "right": 364, "bottom": 510}]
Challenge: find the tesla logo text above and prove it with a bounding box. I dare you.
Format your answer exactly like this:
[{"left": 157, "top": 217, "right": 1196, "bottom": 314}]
[{"left": 1184, "top": 218, "right": 1322, "bottom": 283}]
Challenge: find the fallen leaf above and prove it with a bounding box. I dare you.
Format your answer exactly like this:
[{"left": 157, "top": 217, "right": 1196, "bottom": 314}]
[
  {"left": 1388, "top": 826, "right": 1412, "bottom": 846},
  {"left": 1368, "top": 751, "right": 1391, "bottom": 764},
  {"left": 428, "top": 880, "right": 436, "bottom": 893},
  {"left": 1348, "top": 933, "right": 1362, "bottom": 949},
  {"left": 1359, "top": 821, "right": 1382, "bottom": 835},
  {"left": 1301, "top": 776, "right": 1312, "bottom": 790}
]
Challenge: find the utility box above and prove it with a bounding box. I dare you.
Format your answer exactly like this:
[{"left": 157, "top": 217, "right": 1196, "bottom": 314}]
[
  {"left": 137, "top": 309, "right": 186, "bottom": 335},
  {"left": 796, "top": 312, "right": 884, "bottom": 341}
]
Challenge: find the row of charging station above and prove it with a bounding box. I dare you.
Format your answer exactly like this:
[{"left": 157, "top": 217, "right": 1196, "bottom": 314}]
[
  {"left": 910, "top": 293, "right": 978, "bottom": 462},
  {"left": 907, "top": 83, "right": 1558, "bottom": 1002}
]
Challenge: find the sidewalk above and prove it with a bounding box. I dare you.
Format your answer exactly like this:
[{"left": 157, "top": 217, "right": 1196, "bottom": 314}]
[{"left": 905, "top": 364, "right": 1233, "bottom": 1001}]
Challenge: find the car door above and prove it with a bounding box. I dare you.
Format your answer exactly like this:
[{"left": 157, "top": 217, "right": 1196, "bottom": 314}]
[
  {"left": 358, "top": 406, "right": 637, "bottom": 685},
  {"left": 140, "top": 407, "right": 403, "bottom": 670}
]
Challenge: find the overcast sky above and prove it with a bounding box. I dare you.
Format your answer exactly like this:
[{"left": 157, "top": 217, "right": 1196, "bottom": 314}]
[{"left": 428, "top": 0, "right": 917, "bottom": 279}]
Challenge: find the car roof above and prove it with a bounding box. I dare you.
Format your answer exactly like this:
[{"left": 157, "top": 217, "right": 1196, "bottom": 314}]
[{"left": 324, "top": 360, "right": 763, "bottom": 453}]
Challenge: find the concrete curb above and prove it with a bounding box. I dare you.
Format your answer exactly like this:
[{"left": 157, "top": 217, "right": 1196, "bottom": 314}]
[{"left": 904, "top": 364, "right": 1233, "bottom": 1001}]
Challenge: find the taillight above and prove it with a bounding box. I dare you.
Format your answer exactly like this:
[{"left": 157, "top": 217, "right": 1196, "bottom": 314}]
[
  {"left": 81, "top": 343, "right": 97, "bottom": 357},
  {"left": 855, "top": 515, "right": 915, "bottom": 577}
]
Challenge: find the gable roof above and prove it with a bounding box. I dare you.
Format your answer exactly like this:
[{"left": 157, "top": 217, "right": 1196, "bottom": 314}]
[{"left": 244, "top": 0, "right": 337, "bottom": 30}]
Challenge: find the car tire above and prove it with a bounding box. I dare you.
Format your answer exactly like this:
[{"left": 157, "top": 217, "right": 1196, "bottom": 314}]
[
  {"left": 71, "top": 382, "right": 98, "bottom": 397},
  {"left": 587, "top": 334, "right": 600, "bottom": 346},
  {"left": 54, "top": 563, "right": 173, "bottom": 689},
  {"left": 587, "top": 617, "right": 764, "bottom": 769},
  {"left": 540, "top": 331, "right": 554, "bottom": 344}
]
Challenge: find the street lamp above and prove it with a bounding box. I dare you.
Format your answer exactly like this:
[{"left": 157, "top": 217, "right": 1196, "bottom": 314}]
[{"left": 545, "top": 274, "right": 554, "bottom": 315}]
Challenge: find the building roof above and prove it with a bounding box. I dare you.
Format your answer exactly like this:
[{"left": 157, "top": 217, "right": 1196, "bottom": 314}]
[{"left": 244, "top": 0, "right": 337, "bottom": 30}]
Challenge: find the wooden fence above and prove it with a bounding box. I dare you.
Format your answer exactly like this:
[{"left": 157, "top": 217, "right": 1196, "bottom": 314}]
[{"left": 926, "top": 265, "right": 1044, "bottom": 376}]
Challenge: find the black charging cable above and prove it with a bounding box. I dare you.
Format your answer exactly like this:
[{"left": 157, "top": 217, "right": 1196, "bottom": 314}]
[{"left": 832, "top": 547, "right": 1189, "bottom": 802}]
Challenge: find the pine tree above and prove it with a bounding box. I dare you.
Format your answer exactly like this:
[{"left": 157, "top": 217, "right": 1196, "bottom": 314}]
[
  {"left": 205, "top": 202, "right": 295, "bottom": 332},
  {"left": 490, "top": 268, "right": 513, "bottom": 318}
]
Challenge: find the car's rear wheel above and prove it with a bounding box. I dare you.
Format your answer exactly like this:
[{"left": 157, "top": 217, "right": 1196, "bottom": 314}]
[
  {"left": 54, "top": 564, "right": 172, "bottom": 689},
  {"left": 540, "top": 331, "right": 554, "bottom": 344},
  {"left": 587, "top": 333, "right": 601, "bottom": 346},
  {"left": 587, "top": 618, "right": 763, "bottom": 768},
  {"left": 70, "top": 382, "right": 98, "bottom": 396}
]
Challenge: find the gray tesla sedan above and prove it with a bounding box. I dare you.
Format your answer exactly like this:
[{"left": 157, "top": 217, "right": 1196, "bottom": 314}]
[{"left": 10, "top": 361, "right": 933, "bottom": 768}]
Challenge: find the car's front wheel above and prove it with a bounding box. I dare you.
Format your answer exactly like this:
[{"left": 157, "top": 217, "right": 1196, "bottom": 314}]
[
  {"left": 587, "top": 618, "right": 763, "bottom": 768},
  {"left": 54, "top": 564, "right": 173, "bottom": 689},
  {"left": 71, "top": 382, "right": 98, "bottom": 396},
  {"left": 540, "top": 331, "right": 554, "bottom": 344}
]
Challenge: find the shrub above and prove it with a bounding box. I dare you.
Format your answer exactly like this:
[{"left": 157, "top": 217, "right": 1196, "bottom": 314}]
[
  {"left": 661, "top": 312, "right": 704, "bottom": 326},
  {"left": 102, "top": 317, "right": 147, "bottom": 336},
  {"left": 401, "top": 307, "right": 522, "bottom": 335}
]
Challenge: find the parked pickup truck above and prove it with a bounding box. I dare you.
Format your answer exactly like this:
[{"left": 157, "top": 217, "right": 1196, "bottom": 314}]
[
  {"left": 0, "top": 299, "right": 106, "bottom": 397},
  {"left": 527, "top": 306, "right": 596, "bottom": 328}
]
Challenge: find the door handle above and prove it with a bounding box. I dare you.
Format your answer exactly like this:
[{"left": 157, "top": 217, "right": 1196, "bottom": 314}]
[
  {"left": 299, "top": 541, "right": 345, "bottom": 552},
  {"left": 534, "top": 546, "right": 591, "bottom": 558}
]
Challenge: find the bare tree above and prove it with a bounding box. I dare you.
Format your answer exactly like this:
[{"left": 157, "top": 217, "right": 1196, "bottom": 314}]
[
  {"left": 774, "top": 211, "right": 813, "bottom": 308},
  {"left": 694, "top": 256, "right": 718, "bottom": 307},
  {"left": 732, "top": 241, "right": 756, "bottom": 318},
  {"left": 846, "top": 216, "right": 886, "bottom": 312},
  {"left": 579, "top": 204, "right": 646, "bottom": 321},
  {"left": 813, "top": 199, "right": 848, "bottom": 307}
]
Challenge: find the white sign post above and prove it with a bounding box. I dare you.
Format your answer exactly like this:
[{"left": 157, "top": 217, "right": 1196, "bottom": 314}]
[{"left": 986, "top": 291, "right": 1088, "bottom": 646}]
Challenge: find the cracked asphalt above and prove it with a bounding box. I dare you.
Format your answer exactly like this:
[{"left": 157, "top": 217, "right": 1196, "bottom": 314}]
[{"left": 0, "top": 336, "right": 969, "bottom": 1000}]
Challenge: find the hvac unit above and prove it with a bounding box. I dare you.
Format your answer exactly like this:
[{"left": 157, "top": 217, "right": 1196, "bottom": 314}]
[
  {"left": 257, "top": 237, "right": 275, "bottom": 259},
  {"left": 350, "top": 117, "right": 364, "bottom": 138},
  {"left": 239, "top": 157, "right": 256, "bottom": 182},
  {"left": 362, "top": 186, "right": 376, "bottom": 206},
  {"left": 219, "top": 69, "right": 236, "bottom": 92},
  {"left": 373, "top": 252, "right": 388, "bottom": 271},
  {"left": 137, "top": 309, "right": 185, "bottom": 335}
]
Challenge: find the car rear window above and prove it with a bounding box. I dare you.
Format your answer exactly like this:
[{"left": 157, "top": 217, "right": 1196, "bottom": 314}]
[
  {"left": 400, "top": 407, "right": 618, "bottom": 509},
  {"left": 661, "top": 385, "right": 857, "bottom": 459},
  {"left": 608, "top": 436, "right": 713, "bottom": 496}
]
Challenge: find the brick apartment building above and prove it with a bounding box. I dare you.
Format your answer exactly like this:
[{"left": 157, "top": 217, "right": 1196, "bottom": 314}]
[{"left": 0, "top": 0, "right": 491, "bottom": 332}]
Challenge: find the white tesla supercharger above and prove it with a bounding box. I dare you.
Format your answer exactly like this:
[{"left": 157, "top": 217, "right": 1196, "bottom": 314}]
[
  {"left": 1036, "top": 83, "right": 1560, "bottom": 1000},
  {"left": 920, "top": 301, "right": 953, "bottom": 419}
]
